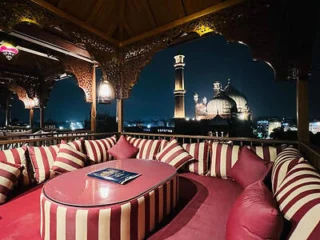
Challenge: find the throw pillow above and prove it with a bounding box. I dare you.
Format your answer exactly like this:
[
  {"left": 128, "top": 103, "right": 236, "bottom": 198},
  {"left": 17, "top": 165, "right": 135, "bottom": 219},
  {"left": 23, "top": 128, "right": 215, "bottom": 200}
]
[
  {"left": 108, "top": 135, "right": 139, "bottom": 160},
  {"left": 126, "top": 137, "right": 162, "bottom": 160},
  {"left": 155, "top": 139, "right": 193, "bottom": 169},
  {"left": 28, "top": 145, "right": 60, "bottom": 184},
  {"left": 182, "top": 141, "right": 209, "bottom": 175},
  {"left": 0, "top": 147, "right": 29, "bottom": 186},
  {"left": 228, "top": 147, "right": 273, "bottom": 188},
  {"left": 226, "top": 181, "right": 283, "bottom": 240},
  {"left": 61, "top": 139, "right": 84, "bottom": 153},
  {"left": 0, "top": 162, "right": 23, "bottom": 204},
  {"left": 52, "top": 144, "right": 87, "bottom": 174}
]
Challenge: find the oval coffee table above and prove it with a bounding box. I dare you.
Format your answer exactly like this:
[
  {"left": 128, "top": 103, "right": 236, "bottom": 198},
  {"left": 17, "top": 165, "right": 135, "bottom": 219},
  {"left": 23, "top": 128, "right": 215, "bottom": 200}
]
[{"left": 40, "top": 159, "right": 178, "bottom": 240}]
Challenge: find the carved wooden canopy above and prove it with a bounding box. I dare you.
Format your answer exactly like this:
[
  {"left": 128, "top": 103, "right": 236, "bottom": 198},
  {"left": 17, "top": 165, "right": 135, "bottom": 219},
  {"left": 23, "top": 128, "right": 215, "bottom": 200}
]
[{"left": 0, "top": 0, "right": 318, "bottom": 102}]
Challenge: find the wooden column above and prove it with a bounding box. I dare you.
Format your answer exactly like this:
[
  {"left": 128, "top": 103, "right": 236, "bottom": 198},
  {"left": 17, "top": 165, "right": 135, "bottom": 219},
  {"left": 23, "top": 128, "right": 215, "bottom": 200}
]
[
  {"left": 29, "top": 108, "right": 34, "bottom": 129},
  {"left": 117, "top": 99, "right": 124, "bottom": 132},
  {"left": 297, "top": 78, "right": 309, "bottom": 143},
  {"left": 91, "top": 65, "right": 97, "bottom": 132},
  {"left": 39, "top": 107, "right": 44, "bottom": 129}
]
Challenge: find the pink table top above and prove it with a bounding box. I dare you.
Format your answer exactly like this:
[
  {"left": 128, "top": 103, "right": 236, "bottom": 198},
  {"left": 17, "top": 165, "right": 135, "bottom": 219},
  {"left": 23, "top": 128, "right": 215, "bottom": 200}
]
[{"left": 43, "top": 159, "right": 176, "bottom": 207}]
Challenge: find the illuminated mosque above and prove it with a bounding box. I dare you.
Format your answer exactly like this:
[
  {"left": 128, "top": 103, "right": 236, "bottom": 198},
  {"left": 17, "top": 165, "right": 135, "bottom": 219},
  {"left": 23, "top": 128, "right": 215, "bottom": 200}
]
[{"left": 173, "top": 54, "right": 251, "bottom": 122}]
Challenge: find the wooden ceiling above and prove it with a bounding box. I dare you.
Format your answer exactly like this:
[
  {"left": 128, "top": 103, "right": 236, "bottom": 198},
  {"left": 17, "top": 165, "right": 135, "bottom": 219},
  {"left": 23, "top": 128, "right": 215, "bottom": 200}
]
[{"left": 32, "top": 0, "right": 240, "bottom": 46}]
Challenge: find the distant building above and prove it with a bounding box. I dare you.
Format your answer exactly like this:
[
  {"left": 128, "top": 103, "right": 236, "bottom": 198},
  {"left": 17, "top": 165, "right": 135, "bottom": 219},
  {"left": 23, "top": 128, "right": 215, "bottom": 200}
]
[
  {"left": 194, "top": 79, "right": 251, "bottom": 121},
  {"left": 309, "top": 120, "right": 320, "bottom": 134}
]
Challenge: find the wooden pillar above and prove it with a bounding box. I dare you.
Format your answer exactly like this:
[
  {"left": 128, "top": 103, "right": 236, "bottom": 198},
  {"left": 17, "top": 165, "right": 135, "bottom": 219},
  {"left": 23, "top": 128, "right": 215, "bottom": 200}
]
[
  {"left": 297, "top": 78, "right": 309, "bottom": 143},
  {"left": 117, "top": 99, "right": 123, "bottom": 132},
  {"left": 39, "top": 107, "right": 44, "bottom": 129},
  {"left": 91, "top": 65, "right": 97, "bottom": 132},
  {"left": 29, "top": 108, "right": 34, "bottom": 129}
]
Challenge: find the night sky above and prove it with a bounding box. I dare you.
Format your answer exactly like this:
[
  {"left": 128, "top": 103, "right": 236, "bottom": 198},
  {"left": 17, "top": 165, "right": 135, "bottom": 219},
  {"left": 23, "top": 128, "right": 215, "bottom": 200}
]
[{"left": 5, "top": 34, "right": 320, "bottom": 123}]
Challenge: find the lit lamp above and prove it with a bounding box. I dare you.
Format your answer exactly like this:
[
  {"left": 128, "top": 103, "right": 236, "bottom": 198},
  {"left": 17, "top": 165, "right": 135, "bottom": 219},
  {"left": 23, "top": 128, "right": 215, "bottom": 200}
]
[
  {"left": 0, "top": 41, "right": 19, "bottom": 60},
  {"left": 97, "top": 76, "right": 115, "bottom": 104}
]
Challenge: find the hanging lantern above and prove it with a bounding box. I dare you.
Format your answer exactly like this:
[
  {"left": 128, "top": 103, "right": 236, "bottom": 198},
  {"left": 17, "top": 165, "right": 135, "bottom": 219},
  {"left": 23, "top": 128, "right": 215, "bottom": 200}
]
[
  {"left": 0, "top": 41, "right": 19, "bottom": 60},
  {"left": 98, "top": 76, "right": 115, "bottom": 104}
]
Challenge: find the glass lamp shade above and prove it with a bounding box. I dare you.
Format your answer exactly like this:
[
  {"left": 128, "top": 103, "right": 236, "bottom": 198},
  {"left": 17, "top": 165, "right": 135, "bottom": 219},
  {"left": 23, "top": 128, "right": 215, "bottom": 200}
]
[
  {"left": 0, "top": 42, "right": 19, "bottom": 60},
  {"left": 98, "top": 79, "right": 115, "bottom": 104}
]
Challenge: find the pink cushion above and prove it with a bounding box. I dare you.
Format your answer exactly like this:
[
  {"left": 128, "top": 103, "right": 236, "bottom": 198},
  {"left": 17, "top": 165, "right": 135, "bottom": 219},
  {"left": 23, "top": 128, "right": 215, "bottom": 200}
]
[
  {"left": 126, "top": 137, "right": 162, "bottom": 160},
  {"left": 274, "top": 161, "right": 320, "bottom": 239},
  {"left": 0, "top": 147, "right": 29, "bottom": 186},
  {"left": 0, "top": 162, "right": 23, "bottom": 204},
  {"left": 182, "top": 142, "right": 209, "bottom": 175},
  {"left": 52, "top": 144, "right": 87, "bottom": 174},
  {"left": 28, "top": 145, "right": 60, "bottom": 184},
  {"left": 155, "top": 139, "right": 193, "bottom": 169},
  {"left": 226, "top": 181, "right": 283, "bottom": 240},
  {"left": 85, "top": 135, "right": 117, "bottom": 164},
  {"left": 228, "top": 147, "right": 273, "bottom": 188},
  {"left": 108, "top": 135, "right": 139, "bottom": 160}
]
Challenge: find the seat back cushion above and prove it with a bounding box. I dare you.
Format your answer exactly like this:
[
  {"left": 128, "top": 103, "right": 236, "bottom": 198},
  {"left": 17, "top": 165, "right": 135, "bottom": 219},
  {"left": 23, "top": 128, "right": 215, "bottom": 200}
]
[
  {"left": 182, "top": 142, "right": 209, "bottom": 175},
  {"left": 155, "top": 139, "right": 193, "bottom": 169},
  {"left": 226, "top": 181, "right": 283, "bottom": 240},
  {"left": 228, "top": 147, "right": 273, "bottom": 188},
  {"left": 126, "top": 137, "right": 162, "bottom": 160},
  {"left": 0, "top": 162, "right": 23, "bottom": 204},
  {"left": 51, "top": 144, "right": 87, "bottom": 174},
  {"left": 28, "top": 145, "right": 60, "bottom": 184},
  {"left": 0, "top": 147, "right": 30, "bottom": 186},
  {"left": 274, "top": 161, "right": 320, "bottom": 239},
  {"left": 61, "top": 139, "right": 84, "bottom": 153},
  {"left": 247, "top": 145, "right": 281, "bottom": 162},
  {"left": 209, "top": 143, "right": 240, "bottom": 179},
  {"left": 84, "top": 135, "right": 116, "bottom": 164},
  {"left": 271, "top": 147, "right": 303, "bottom": 193}
]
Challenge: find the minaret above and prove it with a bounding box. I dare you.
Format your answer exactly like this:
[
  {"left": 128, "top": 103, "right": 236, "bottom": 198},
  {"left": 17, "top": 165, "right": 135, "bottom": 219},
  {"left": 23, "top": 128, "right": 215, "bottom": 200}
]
[
  {"left": 173, "top": 54, "right": 186, "bottom": 118},
  {"left": 213, "top": 81, "right": 221, "bottom": 97}
]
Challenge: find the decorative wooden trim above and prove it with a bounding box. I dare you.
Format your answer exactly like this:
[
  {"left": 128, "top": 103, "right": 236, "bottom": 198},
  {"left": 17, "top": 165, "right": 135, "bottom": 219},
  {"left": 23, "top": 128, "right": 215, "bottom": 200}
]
[{"left": 120, "top": 0, "right": 244, "bottom": 46}]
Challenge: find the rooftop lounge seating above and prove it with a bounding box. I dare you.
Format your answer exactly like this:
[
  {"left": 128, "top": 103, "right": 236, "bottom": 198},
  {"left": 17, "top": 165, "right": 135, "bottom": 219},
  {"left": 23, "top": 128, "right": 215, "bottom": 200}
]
[{"left": 0, "top": 133, "right": 319, "bottom": 239}]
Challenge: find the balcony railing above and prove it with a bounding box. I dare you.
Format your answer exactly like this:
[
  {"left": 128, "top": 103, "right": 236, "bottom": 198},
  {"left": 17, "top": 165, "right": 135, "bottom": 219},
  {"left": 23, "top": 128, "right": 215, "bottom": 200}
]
[{"left": 0, "top": 131, "right": 319, "bottom": 171}]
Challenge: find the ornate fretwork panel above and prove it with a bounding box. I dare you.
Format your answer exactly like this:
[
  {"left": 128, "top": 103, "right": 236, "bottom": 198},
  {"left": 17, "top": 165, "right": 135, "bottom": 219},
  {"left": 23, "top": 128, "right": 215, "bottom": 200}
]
[
  {"left": 61, "top": 57, "right": 93, "bottom": 102},
  {"left": 8, "top": 84, "right": 35, "bottom": 109}
]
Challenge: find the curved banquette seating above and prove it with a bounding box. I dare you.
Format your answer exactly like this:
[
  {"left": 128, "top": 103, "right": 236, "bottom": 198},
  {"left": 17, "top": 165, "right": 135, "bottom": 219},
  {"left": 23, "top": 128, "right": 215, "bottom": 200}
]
[{"left": 0, "top": 135, "right": 319, "bottom": 240}]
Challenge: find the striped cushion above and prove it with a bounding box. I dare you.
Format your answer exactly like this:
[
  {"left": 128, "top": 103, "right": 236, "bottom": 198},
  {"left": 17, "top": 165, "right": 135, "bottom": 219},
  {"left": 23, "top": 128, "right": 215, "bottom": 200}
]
[
  {"left": 155, "top": 139, "right": 193, "bottom": 169},
  {"left": 52, "top": 144, "right": 87, "bottom": 174},
  {"left": 182, "top": 142, "right": 209, "bottom": 175},
  {"left": 28, "top": 145, "right": 60, "bottom": 184},
  {"left": 0, "top": 147, "right": 29, "bottom": 186},
  {"left": 271, "top": 147, "right": 303, "bottom": 193},
  {"left": 126, "top": 137, "right": 162, "bottom": 160},
  {"left": 209, "top": 143, "right": 240, "bottom": 179},
  {"left": 0, "top": 162, "right": 23, "bottom": 204},
  {"left": 85, "top": 136, "right": 117, "bottom": 164},
  {"left": 61, "top": 139, "right": 84, "bottom": 153},
  {"left": 247, "top": 146, "right": 281, "bottom": 162},
  {"left": 274, "top": 161, "right": 320, "bottom": 239}
]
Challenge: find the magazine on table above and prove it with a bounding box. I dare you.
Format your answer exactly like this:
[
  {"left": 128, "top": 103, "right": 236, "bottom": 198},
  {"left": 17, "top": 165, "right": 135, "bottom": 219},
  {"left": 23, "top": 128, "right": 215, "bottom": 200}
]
[{"left": 87, "top": 168, "right": 141, "bottom": 185}]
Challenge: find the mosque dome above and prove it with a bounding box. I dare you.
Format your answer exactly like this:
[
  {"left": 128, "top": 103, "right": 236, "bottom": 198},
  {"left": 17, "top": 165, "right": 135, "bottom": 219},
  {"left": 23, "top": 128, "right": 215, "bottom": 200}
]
[
  {"left": 206, "top": 92, "right": 237, "bottom": 118},
  {"left": 224, "top": 81, "right": 249, "bottom": 112}
]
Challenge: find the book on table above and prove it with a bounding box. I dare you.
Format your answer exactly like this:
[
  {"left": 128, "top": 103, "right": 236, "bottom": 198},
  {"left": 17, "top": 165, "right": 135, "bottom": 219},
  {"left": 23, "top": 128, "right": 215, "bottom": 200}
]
[{"left": 87, "top": 168, "right": 141, "bottom": 185}]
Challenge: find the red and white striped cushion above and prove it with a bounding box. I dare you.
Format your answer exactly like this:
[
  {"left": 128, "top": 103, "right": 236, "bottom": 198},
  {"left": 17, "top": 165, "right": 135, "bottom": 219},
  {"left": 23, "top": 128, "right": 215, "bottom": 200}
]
[
  {"left": 274, "top": 161, "right": 320, "bottom": 239},
  {"left": 28, "top": 145, "right": 60, "bottom": 184},
  {"left": 271, "top": 147, "right": 303, "bottom": 193},
  {"left": 52, "top": 144, "right": 87, "bottom": 174},
  {"left": 209, "top": 143, "right": 240, "bottom": 179},
  {"left": 247, "top": 145, "right": 281, "bottom": 162},
  {"left": 85, "top": 136, "right": 116, "bottom": 164},
  {"left": 0, "top": 147, "right": 29, "bottom": 186},
  {"left": 126, "top": 137, "right": 162, "bottom": 160},
  {"left": 0, "top": 162, "right": 23, "bottom": 204},
  {"left": 182, "top": 142, "right": 209, "bottom": 175},
  {"left": 155, "top": 139, "right": 193, "bottom": 169},
  {"left": 61, "top": 139, "right": 84, "bottom": 153}
]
